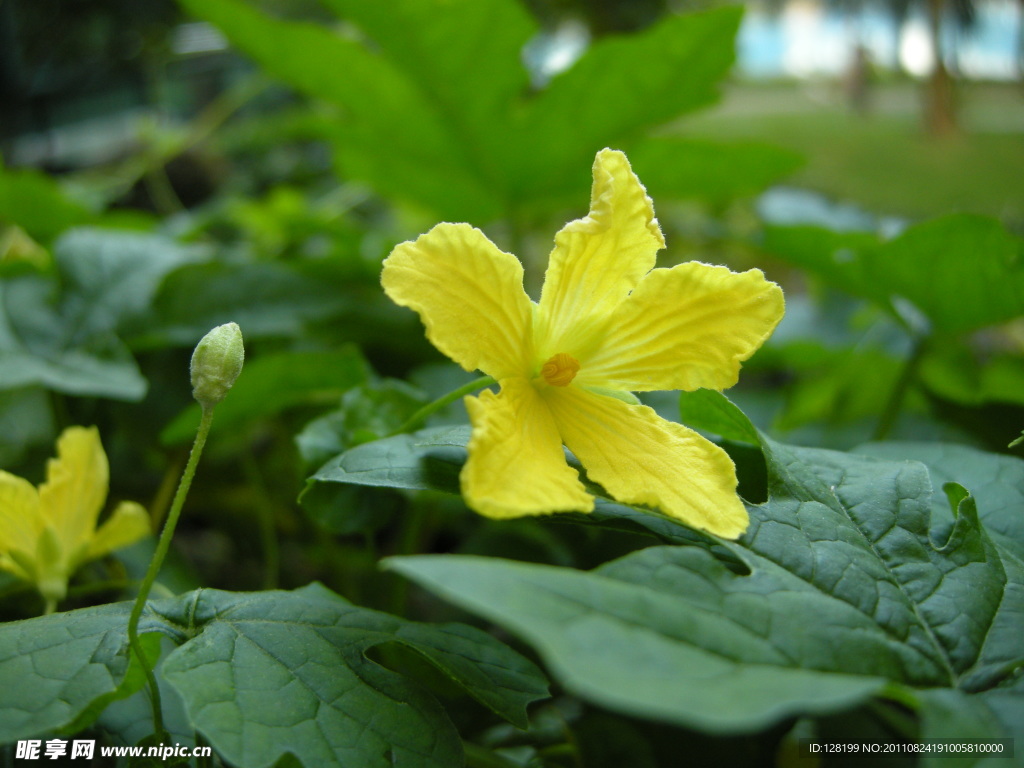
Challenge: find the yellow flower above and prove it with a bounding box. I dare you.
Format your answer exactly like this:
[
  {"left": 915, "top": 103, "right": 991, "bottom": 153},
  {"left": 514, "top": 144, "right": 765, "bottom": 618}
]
[
  {"left": 0, "top": 426, "right": 150, "bottom": 605},
  {"left": 382, "top": 149, "right": 784, "bottom": 538}
]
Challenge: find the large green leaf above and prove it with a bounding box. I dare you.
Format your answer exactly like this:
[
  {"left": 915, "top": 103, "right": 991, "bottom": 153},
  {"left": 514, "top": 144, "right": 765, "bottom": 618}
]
[
  {"left": 506, "top": 7, "right": 742, "bottom": 202},
  {"left": 0, "top": 584, "right": 549, "bottom": 767},
  {"left": 854, "top": 441, "right": 1024, "bottom": 562},
  {"left": 352, "top": 393, "right": 1024, "bottom": 748},
  {"left": 763, "top": 215, "right": 1024, "bottom": 334},
  {"left": 180, "top": 0, "right": 784, "bottom": 220},
  {"left": 176, "top": 0, "right": 500, "bottom": 221}
]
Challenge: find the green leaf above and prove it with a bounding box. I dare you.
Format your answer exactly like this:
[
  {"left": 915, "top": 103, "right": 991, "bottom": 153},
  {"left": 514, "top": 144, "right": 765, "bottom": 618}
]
[
  {"left": 0, "top": 603, "right": 166, "bottom": 742},
  {"left": 0, "top": 585, "right": 549, "bottom": 767},
  {"left": 385, "top": 430, "right": 1024, "bottom": 736},
  {"left": 853, "top": 441, "right": 1024, "bottom": 562},
  {"left": 320, "top": 0, "right": 533, "bottom": 158},
  {"left": 508, "top": 7, "right": 742, "bottom": 203},
  {"left": 313, "top": 425, "right": 469, "bottom": 495},
  {"left": 763, "top": 215, "right": 1024, "bottom": 334},
  {"left": 161, "top": 347, "right": 371, "bottom": 445},
  {"left": 386, "top": 551, "right": 893, "bottom": 733},
  {"left": 677, "top": 389, "right": 761, "bottom": 445},
  {"left": 869, "top": 215, "right": 1024, "bottom": 334},
  {"left": 921, "top": 344, "right": 1024, "bottom": 407},
  {"left": 0, "top": 229, "right": 199, "bottom": 400},
  {"left": 296, "top": 379, "right": 428, "bottom": 468},
  {"left": 180, "top": 0, "right": 760, "bottom": 220},
  {"left": 177, "top": 0, "right": 501, "bottom": 221},
  {"left": 0, "top": 166, "right": 93, "bottom": 243},
  {"left": 158, "top": 585, "right": 548, "bottom": 767}
]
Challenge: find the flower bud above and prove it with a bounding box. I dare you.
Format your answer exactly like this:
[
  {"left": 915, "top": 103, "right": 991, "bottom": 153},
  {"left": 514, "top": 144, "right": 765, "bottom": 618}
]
[{"left": 190, "top": 322, "right": 244, "bottom": 407}]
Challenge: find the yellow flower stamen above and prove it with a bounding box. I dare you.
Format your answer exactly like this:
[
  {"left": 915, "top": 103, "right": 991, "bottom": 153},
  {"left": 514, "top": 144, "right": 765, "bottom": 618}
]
[{"left": 540, "top": 353, "right": 581, "bottom": 387}]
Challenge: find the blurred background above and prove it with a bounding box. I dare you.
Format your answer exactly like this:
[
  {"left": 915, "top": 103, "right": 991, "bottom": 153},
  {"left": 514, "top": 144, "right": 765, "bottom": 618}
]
[
  {"left": 0, "top": 0, "right": 1022, "bottom": 602},
  {"left": 2, "top": 0, "right": 1021, "bottom": 222}
]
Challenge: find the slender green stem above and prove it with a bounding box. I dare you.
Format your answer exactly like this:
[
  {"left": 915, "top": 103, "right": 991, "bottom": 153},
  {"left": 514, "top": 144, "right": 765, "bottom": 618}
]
[
  {"left": 127, "top": 405, "right": 216, "bottom": 739},
  {"left": 391, "top": 375, "right": 496, "bottom": 435},
  {"left": 873, "top": 335, "right": 929, "bottom": 441},
  {"left": 43, "top": 598, "right": 57, "bottom": 616}
]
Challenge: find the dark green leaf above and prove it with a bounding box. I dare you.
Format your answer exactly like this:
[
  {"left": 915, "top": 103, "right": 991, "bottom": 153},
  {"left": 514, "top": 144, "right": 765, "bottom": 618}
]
[
  {"left": 385, "top": 428, "right": 1024, "bottom": 736},
  {"left": 0, "top": 604, "right": 166, "bottom": 742},
  {"left": 312, "top": 425, "right": 470, "bottom": 495},
  {"left": 0, "top": 585, "right": 549, "bottom": 767},
  {"left": 854, "top": 441, "right": 1024, "bottom": 561}
]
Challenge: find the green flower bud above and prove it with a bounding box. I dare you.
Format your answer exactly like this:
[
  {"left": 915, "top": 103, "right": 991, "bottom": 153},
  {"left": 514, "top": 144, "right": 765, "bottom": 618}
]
[{"left": 190, "top": 322, "right": 244, "bottom": 407}]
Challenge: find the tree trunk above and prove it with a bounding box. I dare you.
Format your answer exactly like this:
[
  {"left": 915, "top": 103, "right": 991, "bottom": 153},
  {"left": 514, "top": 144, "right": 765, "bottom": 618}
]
[{"left": 924, "top": 0, "right": 957, "bottom": 136}]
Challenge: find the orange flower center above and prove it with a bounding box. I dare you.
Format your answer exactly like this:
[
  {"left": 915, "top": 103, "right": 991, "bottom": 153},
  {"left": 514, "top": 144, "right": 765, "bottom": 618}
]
[{"left": 540, "top": 353, "right": 581, "bottom": 387}]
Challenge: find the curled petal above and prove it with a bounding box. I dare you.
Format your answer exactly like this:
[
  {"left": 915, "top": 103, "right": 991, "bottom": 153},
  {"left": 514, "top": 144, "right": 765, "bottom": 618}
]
[
  {"left": 536, "top": 149, "right": 665, "bottom": 357},
  {"left": 462, "top": 379, "right": 592, "bottom": 519},
  {"left": 544, "top": 387, "right": 748, "bottom": 538},
  {"left": 581, "top": 262, "right": 785, "bottom": 392},
  {"left": 383, "top": 223, "right": 534, "bottom": 380},
  {"left": 83, "top": 501, "right": 150, "bottom": 565},
  {"left": 38, "top": 426, "right": 108, "bottom": 558}
]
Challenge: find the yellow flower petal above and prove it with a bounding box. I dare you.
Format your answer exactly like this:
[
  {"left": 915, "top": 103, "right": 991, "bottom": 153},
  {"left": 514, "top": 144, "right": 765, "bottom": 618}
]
[
  {"left": 462, "top": 378, "right": 592, "bottom": 519},
  {"left": 38, "top": 427, "right": 108, "bottom": 560},
  {"left": 580, "top": 262, "right": 785, "bottom": 392},
  {"left": 0, "top": 470, "right": 41, "bottom": 560},
  {"left": 536, "top": 149, "right": 665, "bottom": 358},
  {"left": 383, "top": 223, "right": 534, "bottom": 380},
  {"left": 82, "top": 501, "right": 150, "bottom": 565},
  {"left": 544, "top": 387, "right": 748, "bottom": 538}
]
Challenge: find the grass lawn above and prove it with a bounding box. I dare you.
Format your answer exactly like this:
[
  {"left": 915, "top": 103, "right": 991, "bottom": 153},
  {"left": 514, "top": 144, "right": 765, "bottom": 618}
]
[{"left": 679, "top": 80, "right": 1024, "bottom": 225}]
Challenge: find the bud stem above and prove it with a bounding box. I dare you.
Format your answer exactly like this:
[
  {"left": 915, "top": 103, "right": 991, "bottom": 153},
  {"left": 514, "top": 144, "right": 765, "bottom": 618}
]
[{"left": 127, "top": 404, "right": 216, "bottom": 739}]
